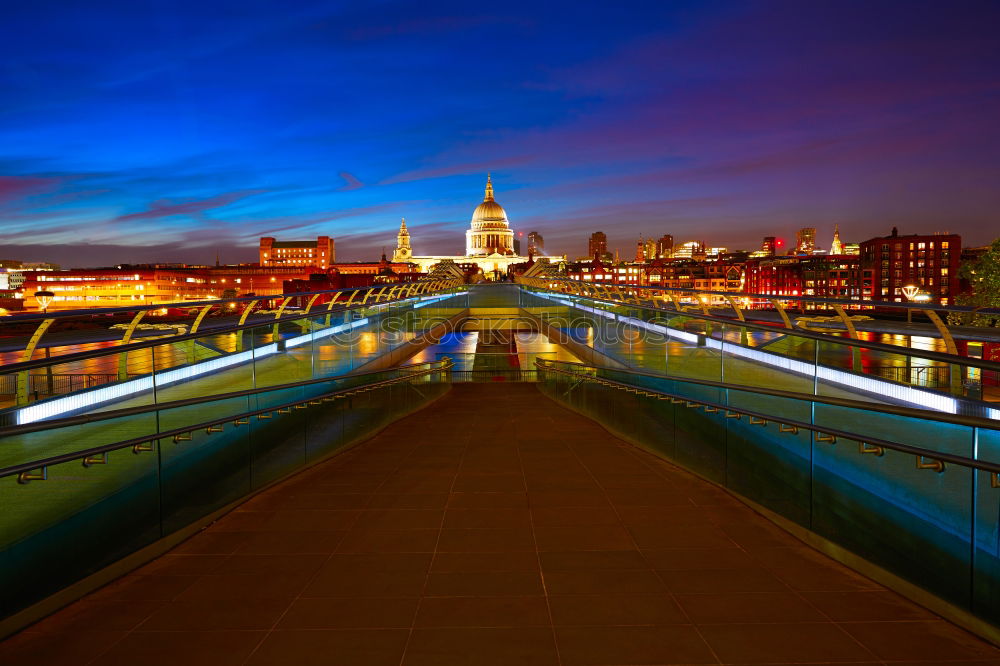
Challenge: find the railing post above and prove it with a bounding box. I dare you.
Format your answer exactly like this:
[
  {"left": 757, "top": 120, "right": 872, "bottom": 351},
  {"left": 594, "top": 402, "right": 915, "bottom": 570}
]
[
  {"left": 235, "top": 299, "right": 260, "bottom": 351},
  {"left": 16, "top": 318, "right": 55, "bottom": 406},
  {"left": 117, "top": 310, "right": 148, "bottom": 380}
]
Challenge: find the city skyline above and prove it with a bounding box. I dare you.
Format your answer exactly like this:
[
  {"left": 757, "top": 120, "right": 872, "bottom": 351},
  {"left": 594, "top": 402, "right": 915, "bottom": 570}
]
[{"left": 2, "top": 1, "right": 999, "bottom": 266}]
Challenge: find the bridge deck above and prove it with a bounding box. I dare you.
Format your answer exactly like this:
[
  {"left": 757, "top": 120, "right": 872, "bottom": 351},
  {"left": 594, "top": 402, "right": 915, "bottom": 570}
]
[{"left": 2, "top": 384, "right": 995, "bottom": 665}]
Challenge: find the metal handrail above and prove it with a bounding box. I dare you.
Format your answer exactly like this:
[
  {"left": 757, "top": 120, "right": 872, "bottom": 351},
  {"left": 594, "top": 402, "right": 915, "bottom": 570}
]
[
  {"left": 534, "top": 359, "right": 1000, "bottom": 429},
  {"left": 567, "top": 278, "right": 1000, "bottom": 316},
  {"left": 0, "top": 360, "right": 449, "bottom": 437},
  {"left": 0, "top": 359, "right": 453, "bottom": 481},
  {"left": 0, "top": 285, "right": 461, "bottom": 375},
  {"left": 524, "top": 284, "right": 1000, "bottom": 373},
  {"left": 535, "top": 359, "right": 1000, "bottom": 475}
]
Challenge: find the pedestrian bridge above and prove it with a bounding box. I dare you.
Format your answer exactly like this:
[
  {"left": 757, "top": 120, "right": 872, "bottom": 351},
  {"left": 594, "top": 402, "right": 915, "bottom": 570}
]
[{"left": 2, "top": 281, "right": 999, "bottom": 662}]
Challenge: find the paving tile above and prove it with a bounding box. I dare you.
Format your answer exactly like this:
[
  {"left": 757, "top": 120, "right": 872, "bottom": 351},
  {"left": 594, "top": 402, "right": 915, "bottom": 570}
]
[
  {"left": 801, "top": 589, "right": 937, "bottom": 621},
  {"left": 448, "top": 492, "right": 529, "bottom": 508},
  {"left": 403, "top": 627, "right": 559, "bottom": 666},
  {"left": 528, "top": 490, "right": 611, "bottom": 507},
  {"left": 453, "top": 474, "right": 525, "bottom": 492},
  {"left": 430, "top": 551, "right": 540, "bottom": 573},
  {"left": 365, "top": 493, "right": 450, "bottom": 509},
  {"left": 319, "top": 552, "right": 433, "bottom": 573},
  {"left": 139, "top": 597, "right": 290, "bottom": 630},
  {"left": 628, "top": 523, "right": 736, "bottom": 549},
  {"left": 539, "top": 549, "right": 647, "bottom": 571},
  {"left": 549, "top": 594, "right": 687, "bottom": 626},
  {"left": 642, "top": 547, "right": 758, "bottom": 570},
  {"left": 658, "top": 567, "right": 789, "bottom": 594},
  {"left": 303, "top": 569, "right": 429, "bottom": 597},
  {"left": 356, "top": 509, "right": 445, "bottom": 529},
  {"left": 544, "top": 569, "right": 666, "bottom": 595},
  {"left": 237, "top": 530, "right": 347, "bottom": 554},
  {"left": 89, "top": 574, "right": 199, "bottom": 602},
  {"left": 436, "top": 527, "right": 535, "bottom": 552},
  {"left": 425, "top": 571, "right": 545, "bottom": 596},
  {"left": 0, "top": 630, "right": 127, "bottom": 666},
  {"left": 219, "top": 553, "right": 328, "bottom": 575},
  {"left": 174, "top": 572, "right": 313, "bottom": 601},
  {"left": 246, "top": 628, "right": 409, "bottom": 666},
  {"left": 414, "top": 596, "right": 550, "bottom": 627},
  {"left": 676, "top": 592, "right": 826, "bottom": 623},
  {"left": 700, "top": 622, "right": 877, "bottom": 663},
  {"left": 534, "top": 525, "right": 635, "bottom": 551},
  {"left": 28, "top": 599, "right": 162, "bottom": 634},
  {"left": 336, "top": 528, "right": 438, "bottom": 553},
  {"left": 136, "top": 554, "right": 229, "bottom": 576},
  {"left": 442, "top": 508, "right": 532, "bottom": 528},
  {"left": 92, "top": 630, "right": 265, "bottom": 666},
  {"left": 277, "top": 597, "right": 420, "bottom": 629},
  {"left": 555, "top": 625, "right": 717, "bottom": 665},
  {"left": 840, "top": 620, "right": 1000, "bottom": 661}
]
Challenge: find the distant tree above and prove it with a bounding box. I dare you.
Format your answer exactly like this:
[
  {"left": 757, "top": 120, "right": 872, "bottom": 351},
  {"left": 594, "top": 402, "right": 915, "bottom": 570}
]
[
  {"left": 949, "top": 238, "right": 1000, "bottom": 327},
  {"left": 221, "top": 287, "right": 239, "bottom": 300}
]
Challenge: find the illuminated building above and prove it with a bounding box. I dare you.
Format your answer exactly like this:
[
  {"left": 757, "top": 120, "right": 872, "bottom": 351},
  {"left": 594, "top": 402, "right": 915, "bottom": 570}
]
[
  {"left": 395, "top": 175, "right": 562, "bottom": 276},
  {"left": 588, "top": 231, "right": 609, "bottom": 260},
  {"left": 527, "top": 231, "right": 544, "bottom": 255},
  {"left": 465, "top": 174, "right": 514, "bottom": 256},
  {"left": 392, "top": 218, "right": 412, "bottom": 262},
  {"left": 745, "top": 256, "right": 873, "bottom": 304},
  {"left": 860, "top": 228, "right": 960, "bottom": 304},
  {"left": 830, "top": 225, "right": 845, "bottom": 255},
  {"left": 655, "top": 234, "right": 674, "bottom": 258},
  {"left": 761, "top": 236, "right": 777, "bottom": 256},
  {"left": 22, "top": 268, "right": 217, "bottom": 311},
  {"left": 672, "top": 240, "right": 705, "bottom": 260},
  {"left": 635, "top": 237, "right": 646, "bottom": 262},
  {"left": 796, "top": 227, "right": 816, "bottom": 254},
  {"left": 260, "top": 236, "right": 334, "bottom": 268}
]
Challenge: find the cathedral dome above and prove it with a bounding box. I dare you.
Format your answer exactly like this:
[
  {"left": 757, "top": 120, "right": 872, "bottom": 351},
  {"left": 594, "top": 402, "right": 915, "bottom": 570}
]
[{"left": 470, "top": 174, "right": 510, "bottom": 230}]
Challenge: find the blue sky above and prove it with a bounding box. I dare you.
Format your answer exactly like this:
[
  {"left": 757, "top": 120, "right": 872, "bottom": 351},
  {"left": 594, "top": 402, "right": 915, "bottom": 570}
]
[{"left": 2, "top": 0, "right": 999, "bottom": 266}]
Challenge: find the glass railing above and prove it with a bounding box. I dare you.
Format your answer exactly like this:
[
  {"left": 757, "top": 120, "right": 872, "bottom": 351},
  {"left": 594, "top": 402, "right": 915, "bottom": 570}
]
[
  {"left": 0, "top": 360, "right": 451, "bottom": 624},
  {"left": 520, "top": 284, "right": 1000, "bottom": 419},
  {"left": 536, "top": 358, "right": 1000, "bottom": 631},
  {"left": 0, "top": 281, "right": 467, "bottom": 425}
]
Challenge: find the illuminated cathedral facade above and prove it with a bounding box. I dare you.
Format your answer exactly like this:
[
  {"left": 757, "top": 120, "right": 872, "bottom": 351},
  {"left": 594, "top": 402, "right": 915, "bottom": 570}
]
[{"left": 393, "top": 175, "right": 559, "bottom": 275}]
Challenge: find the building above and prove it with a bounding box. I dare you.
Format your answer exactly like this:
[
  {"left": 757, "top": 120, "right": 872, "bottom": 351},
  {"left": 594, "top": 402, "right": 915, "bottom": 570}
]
[
  {"left": 761, "top": 236, "right": 777, "bottom": 256},
  {"left": 796, "top": 227, "right": 816, "bottom": 254},
  {"left": 655, "top": 235, "right": 674, "bottom": 259},
  {"left": 859, "top": 228, "right": 960, "bottom": 304},
  {"left": 527, "top": 231, "right": 544, "bottom": 255},
  {"left": 260, "top": 236, "right": 335, "bottom": 269},
  {"left": 830, "top": 225, "right": 845, "bottom": 255},
  {"left": 635, "top": 238, "right": 646, "bottom": 262},
  {"left": 392, "top": 219, "right": 412, "bottom": 262},
  {"left": 588, "top": 232, "right": 609, "bottom": 260},
  {"left": 673, "top": 240, "right": 706, "bottom": 260},
  {"left": 393, "top": 175, "right": 563, "bottom": 277},
  {"left": 744, "top": 256, "right": 873, "bottom": 304}
]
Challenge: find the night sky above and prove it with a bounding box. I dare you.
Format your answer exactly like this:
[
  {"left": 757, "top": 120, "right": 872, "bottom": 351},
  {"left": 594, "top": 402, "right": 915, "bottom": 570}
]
[{"left": 2, "top": 1, "right": 999, "bottom": 267}]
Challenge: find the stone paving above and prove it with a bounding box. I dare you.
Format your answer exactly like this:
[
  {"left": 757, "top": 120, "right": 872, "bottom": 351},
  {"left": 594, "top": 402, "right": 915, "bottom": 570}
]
[{"left": 2, "top": 383, "right": 997, "bottom": 665}]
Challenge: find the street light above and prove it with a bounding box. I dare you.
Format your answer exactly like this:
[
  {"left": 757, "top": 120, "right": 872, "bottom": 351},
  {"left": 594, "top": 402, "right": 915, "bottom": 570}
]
[
  {"left": 34, "top": 290, "right": 54, "bottom": 313},
  {"left": 901, "top": 284, "right": 931, "bottom": 324}
]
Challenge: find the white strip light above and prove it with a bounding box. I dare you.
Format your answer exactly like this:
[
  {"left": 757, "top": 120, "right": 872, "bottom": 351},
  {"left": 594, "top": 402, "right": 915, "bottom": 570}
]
[
  {"left": 16, "top": 317, "right": 372, "bottom": 425},
  {"left": 533, "top": 291, "right": 962, "bottom": 415}
]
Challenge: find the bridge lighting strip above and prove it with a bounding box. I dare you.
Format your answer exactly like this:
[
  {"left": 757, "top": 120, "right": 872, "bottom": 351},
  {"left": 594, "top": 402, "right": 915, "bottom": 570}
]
[
  {"left": 536, "top": 292, "right": 962, "bottom": 415},
  {"left": 16, "top": 317, "right": 372, "bottom": 425},
  {"left": 412, "top": 291, "right": 467, "bottom": 308}
]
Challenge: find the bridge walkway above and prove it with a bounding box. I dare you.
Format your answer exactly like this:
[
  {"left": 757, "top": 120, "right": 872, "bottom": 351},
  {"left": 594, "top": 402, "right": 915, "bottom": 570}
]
[{"left": 2, "top": 384, "right": 996, "bottom": 665}]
